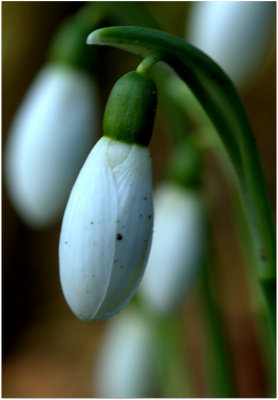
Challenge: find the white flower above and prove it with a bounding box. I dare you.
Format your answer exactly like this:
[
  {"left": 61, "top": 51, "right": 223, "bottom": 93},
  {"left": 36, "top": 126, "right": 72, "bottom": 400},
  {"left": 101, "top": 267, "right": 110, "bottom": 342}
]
[
  {"left": 93, "top": 308, "right": 157, "bottom": 398},
  {"left": 140, "top": 183, "right": 205, "bottom": 315},
  {"left": 4, "top": 64, "right": 99, "bottom": 228},
  {"left": 186, "top": 2, "right": 275, "bottom": 87},
  {"left": 59, "top": 136, "right": 153, "bottom": 321}
]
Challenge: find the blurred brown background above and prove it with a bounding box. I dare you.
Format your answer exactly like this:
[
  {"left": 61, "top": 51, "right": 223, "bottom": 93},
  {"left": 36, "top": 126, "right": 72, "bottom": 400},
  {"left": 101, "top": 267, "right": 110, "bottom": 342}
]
[{"left": 2, "top": 2, "right": 276, "bottom": 397}]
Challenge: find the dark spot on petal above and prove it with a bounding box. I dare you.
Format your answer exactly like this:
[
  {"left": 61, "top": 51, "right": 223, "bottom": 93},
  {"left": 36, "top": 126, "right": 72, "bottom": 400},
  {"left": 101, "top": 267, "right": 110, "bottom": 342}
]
[
  {"left": 117, "top": 219, "right": 120, "bottom": 223},
  {"left": 144, "top": 240, "right": 148, "bottom": 243},
  {"left": 90, "top": 221, "right": 94, "bottom": 224},
  {"left": 120, "top": 265, "right": 124, "bottom": 269},
  {"left": 64, "top": 241, "right": 68, "bottom": 245},
  {"left": 148, "top": 215, "right": 152, "bottom": 219},
  {"left": 116, "top": 233, "right": 123, "bottom": 240},
  {"left": 144, "top": 196, "right": 147, "bottom": 200},
  {"left": 140, "top": 214, "right": 143, "bottom": 218}
]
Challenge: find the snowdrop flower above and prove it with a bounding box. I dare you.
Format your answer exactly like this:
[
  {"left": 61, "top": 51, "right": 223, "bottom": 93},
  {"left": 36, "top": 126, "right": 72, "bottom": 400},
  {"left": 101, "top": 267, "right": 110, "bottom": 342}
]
[
  {"left": 140, "top": 183, "right": 205, "bottom": 315},
  {"left": 5, "top": 64, "right": 99, "bottom": 228},
  {"left": 186, "top": 1, "right": 275, "bottom": 87},
  {"left": 94, "top": 308, "right": 157, "bottom": 398},
  {"left": 59, "top": 71, "right": 157, "bottom": 321}
]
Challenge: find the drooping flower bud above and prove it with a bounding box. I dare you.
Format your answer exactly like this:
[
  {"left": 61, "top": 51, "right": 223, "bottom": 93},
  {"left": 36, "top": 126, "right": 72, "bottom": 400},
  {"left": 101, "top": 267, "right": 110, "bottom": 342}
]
[
  {"left": 59, "top": 71, "right": 157, "bottom": 321},
  {"left": 5, "top": 64, "right": 99, "bottom": 228},
  {"left": 186, "top": 2, "right": 275, "bottom": 88},
  {"left": 140, "top": 183, "right": 205, "bottom": 315},
  {"left": 93, "top": 308, "right": 157, "bottom": 397}
]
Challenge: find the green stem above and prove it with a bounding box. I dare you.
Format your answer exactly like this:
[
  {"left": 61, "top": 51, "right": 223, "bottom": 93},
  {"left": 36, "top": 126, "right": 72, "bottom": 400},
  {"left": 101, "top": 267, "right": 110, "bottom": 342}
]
[
  {"left": 136, "top": 51, "right": 164, "bottom": 75},
  {"left": 134, "top": 295, "right": 194, "bottom": 397},
  {"left": 154, "top": 315, "right": 194, "bottom": 397},
  {"left": 234, "top": 189, "right": 276, "bottom": 395},
  {"left": 200, "top": 252, "right": 236, "bottom": 397},
  {"left": 87, "top": 26, "right": 275, "bottom": 335}
]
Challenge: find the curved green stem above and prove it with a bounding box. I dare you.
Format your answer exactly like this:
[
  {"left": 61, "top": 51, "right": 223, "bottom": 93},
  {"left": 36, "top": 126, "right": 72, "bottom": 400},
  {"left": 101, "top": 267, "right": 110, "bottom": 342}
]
[
  {"left": 136, "top": 51, "right": 164, "bottom": 74},
  {"left": 233, "top": 187, "right": 276, "bottom": 395},
  {"left": 87, "top": 26, "right": 275, "bottom": 330},
  {"left": 200, "top": 252, "right": 236, "bottom": 397}
]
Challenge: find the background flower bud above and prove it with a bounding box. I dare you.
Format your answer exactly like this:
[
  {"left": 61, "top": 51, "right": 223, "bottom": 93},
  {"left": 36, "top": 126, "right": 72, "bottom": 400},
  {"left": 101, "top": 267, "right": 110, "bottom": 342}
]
[
  {"left": 186, "top": 2, "right": 275, "bottom": 88},
  {"left": 140, "top": 183, "right": 205, "bottom": 315},
  {"left": 93, "top": 308, "right": 157, "bottom": 398},
  {"left": 4, "top": 63, "right": 99, "bottom": 228},
  {"left": 59, "top": 136, "right": 153, "bottom": 321}
]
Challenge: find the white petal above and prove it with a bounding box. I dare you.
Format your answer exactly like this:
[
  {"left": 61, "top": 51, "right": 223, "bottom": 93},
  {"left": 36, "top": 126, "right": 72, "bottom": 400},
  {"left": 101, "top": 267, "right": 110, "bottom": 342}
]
[
  {"left": 59, "top": 138, "right": 117, "bottom": 320},
  {"left": 140, "top": 183, "right": 205, "bottom": 315},
  {"left": 94, "top": 308, "right": 157, "bottom": 398},
  {"left": 95, "top": 139, "right": 153, "bottom": 319},
  {"left": 186, "top": 2, "right": 275, "bottom": 87},
  {"left": 5, "top": 64, "right": 99, "bottom": 228},
  {"left": 59, "top": 137, "right": 153, "bottom": 321}
]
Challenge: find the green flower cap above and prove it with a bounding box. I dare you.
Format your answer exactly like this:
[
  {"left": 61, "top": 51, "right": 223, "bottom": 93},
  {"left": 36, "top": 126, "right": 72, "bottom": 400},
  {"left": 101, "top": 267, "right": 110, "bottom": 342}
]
[{"left": 103, "top": 71, "right": 157, "bottom": 146}]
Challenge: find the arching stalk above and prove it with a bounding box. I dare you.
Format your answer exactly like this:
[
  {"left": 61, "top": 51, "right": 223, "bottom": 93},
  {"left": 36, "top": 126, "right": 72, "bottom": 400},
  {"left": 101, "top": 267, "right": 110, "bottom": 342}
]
[{"left": 87, "top": 26, "right": 275, "bottom": 338}]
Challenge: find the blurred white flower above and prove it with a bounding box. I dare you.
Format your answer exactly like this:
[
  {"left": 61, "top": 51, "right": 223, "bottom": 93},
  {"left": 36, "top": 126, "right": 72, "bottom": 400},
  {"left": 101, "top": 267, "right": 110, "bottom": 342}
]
[
  {"left": 140, "top": 183, "right": 205, "bottom": 315},
  {"left": 59, "top": 136, "right": 153, "bottom": 321},
  {"left": 94, "top": 308, "right": 157, "bottom": 398},
  {"left": 5, "top": 63, "right": 99, "bottom": 228},
  {"left": 186, "top": 1, "right": 275, "bottom": 87}
]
